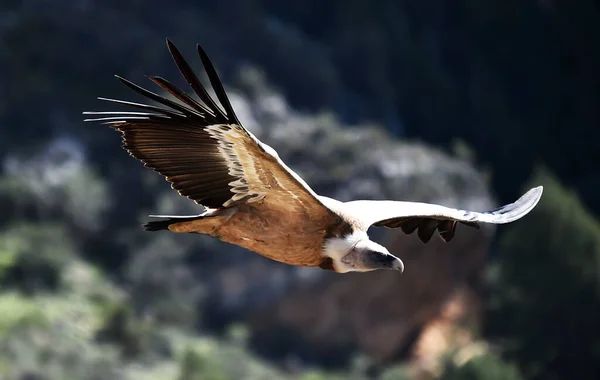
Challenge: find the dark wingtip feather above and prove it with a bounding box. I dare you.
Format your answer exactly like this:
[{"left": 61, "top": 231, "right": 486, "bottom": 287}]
[
  {"left": 143, "top": 214, "right": 206, "bottom": 232},
  {"left": 142, "top": 219, "right": 173, "bottom": 231},
  {"left": 165, "top": 38, "right": 177, "bottom": 52},
  {"left": 417, "top": 219, "right": 438, "bottom": 243},
  {"left": 438, "top": 220, "right": 457, "bottom": 243},
  {"left": 196, "top": 43, "right": 241, "bottom": 125},
  {"left": 114, "top": 75, "right": 200, "bottom": 118},
  {"left": 95, "top": 97, "right": 185, "bottom": 118},
  {"left": 461, "top": 221, "right": 480, "bottom": 230},
  {"left": 400, "top": 218, "right": 421, "bottom": 235},
  {"left": 147, "top": 75, "right": 212, "bottom": 117},
  {"left": 165, "top": 39, "right": 229, "bottom": 122}
]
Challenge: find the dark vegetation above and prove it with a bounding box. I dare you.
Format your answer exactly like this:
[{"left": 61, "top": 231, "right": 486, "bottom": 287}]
[{"left": 0, "top": 1, "right": 598, "bottom": 379}]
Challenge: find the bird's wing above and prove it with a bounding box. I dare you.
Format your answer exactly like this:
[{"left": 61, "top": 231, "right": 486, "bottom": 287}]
[
  {"left": 84, "top": 39, "right": 334, "bottom": 219},
  {"left": 343, "top": 186, "right": 543, "bottom": 243}
]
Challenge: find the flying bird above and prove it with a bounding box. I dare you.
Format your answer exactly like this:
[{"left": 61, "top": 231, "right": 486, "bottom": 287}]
[{"left": 84, "top": 39, "right": 543, "bottom": 273}]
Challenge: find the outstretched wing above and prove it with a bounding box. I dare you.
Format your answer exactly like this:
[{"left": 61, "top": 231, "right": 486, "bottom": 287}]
[
  {"left": 344, "top": 186, "right": 543, "bottom": 243},
  {"left": 84, "top": 39, "right": 332, "bottom": 217}
]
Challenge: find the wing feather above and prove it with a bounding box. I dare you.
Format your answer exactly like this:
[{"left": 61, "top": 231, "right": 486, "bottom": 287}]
[
  {"left": 147, "top": 76, "right": 211, "bottom": 117},
  {"left": 85, "top": 39, "right": 333, "bottom": 217},
  {"left": 166, "top": 39, "right": 223, "bottom": 120},
  {"left": 196, "top": 43, "right": 241, "bottom": 125},
  {"left": 345, "top": 186, "right": 543, "bottom": 243}
]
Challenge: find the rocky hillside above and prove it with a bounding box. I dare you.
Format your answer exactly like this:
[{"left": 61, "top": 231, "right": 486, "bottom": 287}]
[
  {"left": 0, "top": 66, "right": 504, "bottom": 379},
  {"left": 1, "top": 1, "right": 599, "bottom": 379}
]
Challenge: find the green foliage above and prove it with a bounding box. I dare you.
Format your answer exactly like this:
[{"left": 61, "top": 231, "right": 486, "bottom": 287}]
[
  {"left": 178, "top": 347, "right": 230, "bottom": 380},
  {"left": 1, "top": 2, "right": 599, "bottom": 377},
  {"left": 0, "top": 150, "right": 110, "bottom": 234},
  {"left": 125, "top": 233, "right": 206, "bottom": 329},
  {"left": 0, "top": 259, "right": 123, "bottom": 379},
  {"left": 0, "top": 292, "right": 45, "bottom": 336},
  {"left": 0, "top": 273, "right": 123, "bottom": 379},
  {"left": 440, "top": 352, "right": 524, "bottom": 380},
  {"left": 486, "top": 167, "right": 600, "bottom": 380},
  {"left": 297, "top": 372, "right": 332, "bottom": 380},
  {"left": 0, "top": 223, "right": 75, "bottom": 293},
  {"left": 95, "top": 303, "right": 154, "bottom": 360},
  {"left": 379, "top": 364, "right": 412, "bottom": 380},
  {"left": 165, "top": 329, "right": 301, "bottom": 380},
  {"left": 0, "top": 248, "right": 16, "bottom": 283},
  {"left": 0, "top": 323, "right": 122, "bottom": 380},
  {"left": 58, "top": 166, "right": 111, "bottom": 232}
]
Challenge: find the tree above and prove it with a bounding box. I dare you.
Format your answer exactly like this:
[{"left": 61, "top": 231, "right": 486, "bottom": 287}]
[{"left": 485, "top": 168, "right": 600, "bottom": 380}]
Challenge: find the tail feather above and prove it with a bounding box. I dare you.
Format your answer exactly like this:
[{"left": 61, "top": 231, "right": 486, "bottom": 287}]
[{"left": 142, "top": 215, "right": 204, "bottom": 232}]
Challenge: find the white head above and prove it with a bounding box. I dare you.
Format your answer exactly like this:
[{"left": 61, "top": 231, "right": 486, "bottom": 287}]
[{"left": 323, "top": 231, "right": 404, "bottom": 273}]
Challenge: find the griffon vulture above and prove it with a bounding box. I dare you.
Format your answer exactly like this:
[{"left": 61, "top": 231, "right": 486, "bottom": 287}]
[{"left": 84, "top": 40, "right": 543, "bottom": 273}]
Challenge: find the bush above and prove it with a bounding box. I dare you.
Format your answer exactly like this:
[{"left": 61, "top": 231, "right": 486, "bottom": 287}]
[
  {"left": 0, "top": 323, "right": 121, "bottom": 380},
  {"left": 95, "top": 303, "right": 155, "bottom": 360},
  {"left": 485, "top": 168, "right": 600, "bottom": 380},
  {"left": 0, "top": 223, "right": 75, "bottom": 293},
  {"left": 440, "top": 351, "right": 524, "bottom": 380},
  {"left": 0, "top": 293, "right": 45, "bottom": 337},
  {"left": 177, "top": 347, "right": 230, "bottom": 380}
]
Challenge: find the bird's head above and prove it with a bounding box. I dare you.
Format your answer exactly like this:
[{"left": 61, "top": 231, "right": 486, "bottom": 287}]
[{"left": 324, "top": 233, "right": 404, "bottom": 273}]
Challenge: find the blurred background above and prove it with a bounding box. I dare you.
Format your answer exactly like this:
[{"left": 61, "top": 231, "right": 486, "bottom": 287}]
[{"left": 0, "top": 1, "right": 599, "bottom": 379}]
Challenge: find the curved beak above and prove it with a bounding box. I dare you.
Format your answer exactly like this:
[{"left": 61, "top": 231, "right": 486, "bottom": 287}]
[
  {"left": 392, "top": 257, "right": 405, "bottom": 273},
  {"left": 362, "top": 250, "right": 405, "bottom": 273}
]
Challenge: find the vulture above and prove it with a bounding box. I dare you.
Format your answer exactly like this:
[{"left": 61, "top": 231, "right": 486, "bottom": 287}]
[{"left": 84, "top": 39, "right": 543, "bottom": 273}]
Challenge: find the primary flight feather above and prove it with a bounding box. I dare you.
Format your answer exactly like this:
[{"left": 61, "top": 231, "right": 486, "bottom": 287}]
[{"left": 84, "top": 39, "right": 543, "bottom": 273}]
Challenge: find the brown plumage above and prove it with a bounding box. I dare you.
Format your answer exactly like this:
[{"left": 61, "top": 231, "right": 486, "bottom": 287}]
[{"left": 84, "top": 39, "right": 543, "bottom": 273}]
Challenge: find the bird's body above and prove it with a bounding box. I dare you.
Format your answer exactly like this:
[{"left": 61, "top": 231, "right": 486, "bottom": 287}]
[
  {"left": 85, "top": 40, "right": 543, "bottom": 273},
  {"left": 158, "top": 203, "right": 346, "bottom": 269}
]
